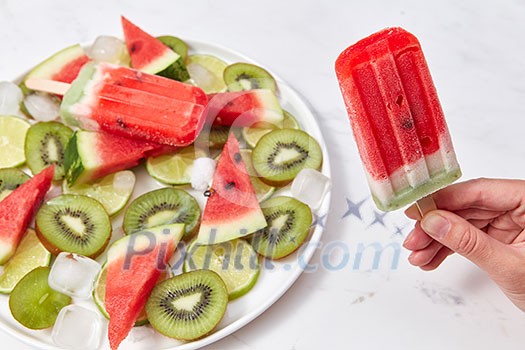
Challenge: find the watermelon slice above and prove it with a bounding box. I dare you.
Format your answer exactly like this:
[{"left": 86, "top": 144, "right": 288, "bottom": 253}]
[
  {"left": 23, "top": 44, "right": 90, "bottom": 87},
  {"left": 64, "top": 130, "right": 173, "bottom": 185},
  {"left": 0, "top": 166, "right": 54, "bottom": 264},
  {"left": 105, "top": 224, "right": 184, "bottom": 350},
  {"left": 121, "top": 16, "right": 189, "bottom": 81},
  {"left": 196, "top": 134, "right": 267, "bottom": 245},
  {"left": 207, "top": 89, "right": 283, "bottom": 127}
]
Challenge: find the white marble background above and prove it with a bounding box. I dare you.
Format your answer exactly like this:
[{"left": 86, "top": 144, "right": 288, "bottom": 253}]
[{"left": 0, "top": 0, "right": 524, "bottom": 349}]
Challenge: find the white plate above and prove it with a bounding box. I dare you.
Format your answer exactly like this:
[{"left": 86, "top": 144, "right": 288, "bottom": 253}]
[{"left": 0, "top": 39, "right": 332, "bottom": 349}]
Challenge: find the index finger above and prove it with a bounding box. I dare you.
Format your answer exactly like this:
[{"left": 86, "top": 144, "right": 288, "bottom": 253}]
[{"left": 432, "top": 178, "right": 525, "bottom": 212}]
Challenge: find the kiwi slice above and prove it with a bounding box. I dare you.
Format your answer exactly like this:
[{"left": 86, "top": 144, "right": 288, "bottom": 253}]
[
  {"left": 123, "top": 187, "right": 201, "bottom": 240},
  {"left": 0, "top": 168, "right": 30, "bottom": 202},
  {"left": 242, "top": 109, "right": 301, "bottom": 148},
  {"left": 25, "top": 121, "right": 74, "bottom": 180},
  {"left": 224, "top": 62, "right": 277, "bottom": 94},
  {"left": 9, "top": 266, "right": 71, "bottom": 329},
  {"left": 35, "top": 194, "right": 111, "bottom": 258},
  {"left": 252, "top": 129, "right": 322, "bottom": 186},
  {"left": 196, "top": 124, "right": 241, "bottom": 152},
  {"left": 195, "top": 124, "right": 230, "bottom": 150},
  {"left": 157, "top": 35, "right": 188, "bottom": 63},
  {"left": 146, "top": 269, "right": 228, "bottom": 340},
  {"left": 251, "top": 196, "right": 312, "bottom": 259}
]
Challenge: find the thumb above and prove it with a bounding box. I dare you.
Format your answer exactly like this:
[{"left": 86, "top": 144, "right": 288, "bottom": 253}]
[{"left": 420, "top": 210, "right": 505, "bottom": 273}]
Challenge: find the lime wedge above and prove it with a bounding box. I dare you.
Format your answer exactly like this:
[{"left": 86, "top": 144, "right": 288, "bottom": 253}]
[
  {"left": 240, "top": 149, "right": 275, "bottom": 202},
  {"left": 0, "top": 116, "right": 30, "bottom": 168},
  {"left": 0, "top": 229, "right": 51, "bottom": 294},
  {"left": 146, "top": 146, "right": 202, "bottom": 185},
  {"left": 93, "top": 262, "right": 171, "bottom": 326},
  {"left": 242, "top": 110, "right": 300, "bottom": 148},
  {"left": 63, "top": 170, "right": 135, "bottom": 216},
  {"left": 184, "top": 239, "right": 260, "bottom": 300},
  {"left": 186, "top": 54, "right": 227, "bottom": 93}
]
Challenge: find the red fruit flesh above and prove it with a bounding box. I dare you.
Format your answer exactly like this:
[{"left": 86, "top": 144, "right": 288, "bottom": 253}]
[
  {"left": 203, "top": 133, "right": 261, "bottom": 223},
  {"left": 207, "top": 91, "right": 275, "bottom": 127},
  {"left": 51, "top": 55, "right": 91, "bottom": 83},
  {"left": 121, "top": 16, "right": 172, "bottom": 72},
  {"left": 0, "top": 166, "right": 54, "bottom": 264},
  {"left": 105, "top": 232, "right": 177, "bottom": 350},
  {"left": 90, "top": 132, "right": 165, "bottom": 180},
  {"left": 335, "top": 27, "right": 448, "bottom": 181}
]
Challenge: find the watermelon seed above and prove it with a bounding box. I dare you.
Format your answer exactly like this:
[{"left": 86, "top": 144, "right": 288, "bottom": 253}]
[
  {"left": 225, "top": 181, "right": 235, "bottom": 190},
  {"left": 234, "top": 152, "right": 242, "bottom": 163},
  {"left": 130, "top": 41, "right": 143, "bottom": 53},
  {"left": 117, "top": 118, "right": 127, "bottom": 129}
]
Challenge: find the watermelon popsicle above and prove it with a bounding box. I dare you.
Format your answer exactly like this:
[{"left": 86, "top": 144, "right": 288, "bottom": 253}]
[
  {"left": 26, "top": 62, "right": 208, "bottom": 147},
  {"left": 335, "top": 27, "right": 461, "bottom": 212}
]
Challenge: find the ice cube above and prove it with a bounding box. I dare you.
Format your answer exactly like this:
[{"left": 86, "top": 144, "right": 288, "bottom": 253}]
[
  {"left": 52, "top": 304, "right": 103, "bottom": 350},
  {"left": 88, "top": 35, "right": 130, "bottom": 65},
  {"left": 23, "top": 93, "right": 60, "bottom": 121},
  {"left": 191, "top": 157, "right": 216, "bottom": 191},
  {"left": 48, "top": 252, "right": 101, "bottom": 299},
  {"left": 187, "top": 63, "right": 214, "bottom": 87},
  {"left": 128, "top": 325, "right": 156, "bottom": 343},
  {"left": 0, "top": 81, "right": 23, "bottom": 115},
  {"left": 290, "top": 168, "right": 331, "bottom": 210}
]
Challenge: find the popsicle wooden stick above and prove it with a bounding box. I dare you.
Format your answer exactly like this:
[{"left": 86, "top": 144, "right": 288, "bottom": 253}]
[
  {"left": 25, "top": 78, "right": 70, "bottom": 95},
  {"left": 416, "top": 194, "right": 437, "bottom": 216}
]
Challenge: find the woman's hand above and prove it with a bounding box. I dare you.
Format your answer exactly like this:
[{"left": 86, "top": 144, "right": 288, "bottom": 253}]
[{"left": 403, "top": 178, "right": 525, "bottom": 312}]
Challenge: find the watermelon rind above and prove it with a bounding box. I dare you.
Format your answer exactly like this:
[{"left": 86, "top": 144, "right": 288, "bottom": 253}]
[
  {"left": 23, "top": 44, "right": 88, "bottom": 91},
  {"left": 140, "top": 48, "right": 180, "bottom": 76},
  {"left": 157, "top": 56, "right": 190, "bottom": 82},
  {"left": 157, "top": 35, "right": 189, "bottom": 63},
  {"left": 107, "top": 223, "right": 185, "bottom": 263},
  {"left": 60, "top": 62, "right": 97, "bottom": 127},
  {"left": 249, "top": 89, "right": 284, "bottom": 128},
  {"left": 63, "top": 131, "right": 99, "bottom": 186},
  {"left": 195, "top": 209, "right": 267, "bottom": 245}
]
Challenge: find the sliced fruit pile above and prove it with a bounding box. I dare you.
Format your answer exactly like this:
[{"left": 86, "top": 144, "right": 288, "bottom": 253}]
[{"left": 0, "top": 15, "right": 328, "bottom": 350}]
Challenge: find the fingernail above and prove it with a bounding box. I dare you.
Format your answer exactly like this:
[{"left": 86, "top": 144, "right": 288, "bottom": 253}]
[
  {"left": 404, "top": 205, "right": 422, "bottom": 220},
  {"left": 421, "top": 213, "right": 450, "bottom": 239},
  {"left": 402, "top": 228, "right": 416, "bottom": 248}
]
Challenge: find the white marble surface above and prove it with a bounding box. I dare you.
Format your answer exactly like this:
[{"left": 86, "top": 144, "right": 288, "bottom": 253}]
[{"left": 1, "top": 0, "right": 524, "bottom": 349}]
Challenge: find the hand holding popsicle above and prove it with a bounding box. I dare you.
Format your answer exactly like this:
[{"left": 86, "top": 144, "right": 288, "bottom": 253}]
[
  {"left": 336, "top": 28, "right": 525, "bottom": 313},
  {"left": 404, "top": 178, "right": 525, "bottom": 312}
]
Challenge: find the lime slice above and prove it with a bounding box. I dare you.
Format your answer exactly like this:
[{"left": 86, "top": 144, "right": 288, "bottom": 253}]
[
  {"left": 186, "top": 54, "right": 227, "bottom": 93},
  {"left": 240, "top": 149, "right": 275, "bottom": 202},
  {"left": 282, "top": 110, "right": 301, "bottom": 129},
  {"left": 0, "top": 229, "right": 51, "bottom": 294},
  {"left": 242, "top": 110, "right": 300, "bottom": 148},
  {"left": 63, "top": 170, "right": 135, "bottom": 216},
  {"left": 93, "top": 262, "right": 171, "bottom": 326},
  {"left": 146, "top": 146, "right": 202, "bottom": 185},
  {"left": 0, "top": 116, "right": 30, "bottom": 168},
  {"left": 184, "top": 239, "right": 260, "bottom": 300}
]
